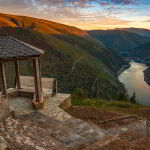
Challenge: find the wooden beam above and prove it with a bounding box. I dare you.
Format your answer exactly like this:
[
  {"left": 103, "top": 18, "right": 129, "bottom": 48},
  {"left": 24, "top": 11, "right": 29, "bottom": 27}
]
[
  {"left": 0, "top": 56, "right": 40, "bottom": 63},
  {"left": 15, "top": 61, "right": 21, "bottom": 89},
  {"left": 0, "top": 62, "right": 8, "bottom": 99},
  {"left": 33, "top": 58, "right": 42, "bottom": 102}
]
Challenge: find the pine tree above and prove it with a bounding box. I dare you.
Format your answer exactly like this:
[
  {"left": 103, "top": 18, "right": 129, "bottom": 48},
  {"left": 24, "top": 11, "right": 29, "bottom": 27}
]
[{"left": 130, "top": 91, "right": 136, "bottom": 104}]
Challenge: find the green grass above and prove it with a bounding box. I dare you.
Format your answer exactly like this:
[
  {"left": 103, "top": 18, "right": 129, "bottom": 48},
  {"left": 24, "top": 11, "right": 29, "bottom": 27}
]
[
  {"left": 72, "top": 96, "right": 141, "bottom": 109},
  {"left": 71, "top": 96, "right": 150, "bottom": 120}
]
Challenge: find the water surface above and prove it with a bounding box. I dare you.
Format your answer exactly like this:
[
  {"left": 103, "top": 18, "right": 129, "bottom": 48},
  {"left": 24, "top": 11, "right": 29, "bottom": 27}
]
[{"left": 119, "top": 62, "right": 150, "bottom": 106}]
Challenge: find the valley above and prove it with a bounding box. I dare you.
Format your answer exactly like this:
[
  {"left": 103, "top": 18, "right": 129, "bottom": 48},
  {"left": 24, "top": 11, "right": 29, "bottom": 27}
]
[
  {"left": 88, "top": 28, "right": 150, "bottom": 105},
  {"left": 1, "top": 0, "right": 150, "bottom": 149},
  {"left": 0, "top": 12, "right": 150, "bottom": 150},
  {"left": 1, "top": 13, "right": 150, "bottom": 103},
  {"left": 0, "top": 13, "right": 129, "bottom": 101},
  {"left": 0, "top": 13, "right": 150, "bottom": 104},
  {"left": 88, "top": 29, "right": 150, "bottom": 54}
]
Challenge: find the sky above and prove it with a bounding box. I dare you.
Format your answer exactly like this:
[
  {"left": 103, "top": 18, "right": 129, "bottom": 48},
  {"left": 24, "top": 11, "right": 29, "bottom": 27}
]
[{"left": 0, "top": 0, "right": 150, "bottom": 30}]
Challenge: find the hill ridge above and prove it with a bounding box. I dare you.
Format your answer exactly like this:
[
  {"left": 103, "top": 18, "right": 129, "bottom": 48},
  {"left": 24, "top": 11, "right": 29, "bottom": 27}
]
[
  {"left": 0, "top": 13, "right": 87, "bottom": 36},
  {"left": 88, "top": 29, "right": 150, "bottom": 53}
]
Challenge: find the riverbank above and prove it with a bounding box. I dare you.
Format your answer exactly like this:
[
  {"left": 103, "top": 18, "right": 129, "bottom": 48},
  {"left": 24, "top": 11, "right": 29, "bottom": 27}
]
[
  {"left": 129, "top": 58, "right": 150, "bottom": 87},
  {"left": 118, "top": 61, "right": 150, "bottom": 106},
  {"left": 125, "top": 58, "right": 150, "bottom": 86},
  {"left": 144, "top": 67, "right": 150, "bottom": 86},
  {"left": 117, "top": 64, "right": 131, "bottom": 76}
]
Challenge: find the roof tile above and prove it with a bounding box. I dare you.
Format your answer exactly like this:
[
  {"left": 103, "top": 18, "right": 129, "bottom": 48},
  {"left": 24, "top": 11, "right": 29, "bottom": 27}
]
[{"left": 0, "top": 36, "right": 44, "bottom": 60}]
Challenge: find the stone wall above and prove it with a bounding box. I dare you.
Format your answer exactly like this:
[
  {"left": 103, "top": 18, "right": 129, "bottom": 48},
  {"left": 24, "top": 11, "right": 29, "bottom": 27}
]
[
  {"left": 59, "top": 95, "right": 72, "bottom": 110},
  {"left": 146, "top": 121, "right": 150, "bottom": 136},
  {"left": 0, "top": 98, "right": 9, "bottom": 121}
]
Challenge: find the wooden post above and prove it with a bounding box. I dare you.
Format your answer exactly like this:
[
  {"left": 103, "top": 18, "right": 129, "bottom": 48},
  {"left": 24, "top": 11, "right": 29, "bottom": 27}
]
[
  {"left": 15, "top": 60, "right": 21, "bottom": 89},
  {"left": 0, "top": 62, "right": 8, "bottom": 99},
  {"left": 146, "top": 120, "right": 149, "bottom": 137},
  {"left": 38, "top": 58, "right": 42, "bottom": 91},
  {"left": 33, "top": 58, "right": 42, "bottom": 102},
  {"left": 52, "top": 79, "right": 57, "bottom": 96}
]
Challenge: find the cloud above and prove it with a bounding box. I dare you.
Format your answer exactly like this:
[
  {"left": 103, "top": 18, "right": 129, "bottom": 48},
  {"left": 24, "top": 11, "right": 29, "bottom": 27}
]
[
  {"left": 144, "top": 20, "right": 150, "bottom": 22},
  {"left": 29, "top": 0, "right": 141, "bottom": 9},
  {"left": 0, "top": 0, "right": 149, "bottom": 30},
  {"left": 111, "top": 0, "right": 139, "bottom": 5},
  {"left": 124, "top": 0, "right": 137, "bottom": 5},
  {"left": 0, "top": 0, "right": 30, "bottom": 8},
  {"left": 100, "top": 1, "right": 109, "bottom": 6},
  {"left": 0, "top": 0, "right": 142, "bottom": 11}
]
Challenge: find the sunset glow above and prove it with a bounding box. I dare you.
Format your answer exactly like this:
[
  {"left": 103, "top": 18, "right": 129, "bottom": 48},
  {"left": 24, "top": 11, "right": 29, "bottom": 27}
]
[{"left": 0, "top": 0, "right": 150, "bottom": 30}]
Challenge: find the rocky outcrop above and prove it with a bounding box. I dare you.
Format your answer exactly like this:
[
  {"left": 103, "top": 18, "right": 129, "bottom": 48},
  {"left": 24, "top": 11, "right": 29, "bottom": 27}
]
[{"left": 143, "top": 67, "right": 150, "bottom": 86}]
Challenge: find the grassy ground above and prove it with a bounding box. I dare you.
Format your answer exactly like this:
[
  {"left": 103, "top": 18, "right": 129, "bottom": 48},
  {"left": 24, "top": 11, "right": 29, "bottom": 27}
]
[{"left": 71, "top": 96, "right": 150, "bottom": 120}]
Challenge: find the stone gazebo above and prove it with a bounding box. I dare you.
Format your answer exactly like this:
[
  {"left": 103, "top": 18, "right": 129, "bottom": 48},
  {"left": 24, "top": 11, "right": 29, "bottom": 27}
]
[{"left": 0, "top": 36, "right": 48, "bottom": 110}]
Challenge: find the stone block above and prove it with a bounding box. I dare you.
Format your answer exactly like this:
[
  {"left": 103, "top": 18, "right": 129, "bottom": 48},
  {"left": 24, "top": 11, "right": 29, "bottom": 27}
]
[
  {"left": 32, "top": 99, "right": 44, "bottom": 110},
  {"left": 59, "top": 96, "right": 72, "bottom": 110}
]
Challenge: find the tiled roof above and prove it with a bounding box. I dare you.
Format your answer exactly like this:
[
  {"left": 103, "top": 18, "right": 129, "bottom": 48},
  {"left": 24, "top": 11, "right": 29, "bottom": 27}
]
[{"left": 0, "top": 36, "right": 44, "bottom": 60}]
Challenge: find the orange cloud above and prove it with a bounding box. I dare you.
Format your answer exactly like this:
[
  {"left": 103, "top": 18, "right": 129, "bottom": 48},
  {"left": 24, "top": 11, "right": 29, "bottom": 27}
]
[{"left": 0, "top": 0, "right": 149, "bottom": 30}]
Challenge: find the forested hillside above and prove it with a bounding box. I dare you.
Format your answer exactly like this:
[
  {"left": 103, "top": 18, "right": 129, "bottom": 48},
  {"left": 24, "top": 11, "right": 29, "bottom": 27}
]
[
  {"left": 88, "top": 30, "right": 150, "bottom": 53},
  {"left": 0, "top": 13, "right": 128, "bottom": 100}
]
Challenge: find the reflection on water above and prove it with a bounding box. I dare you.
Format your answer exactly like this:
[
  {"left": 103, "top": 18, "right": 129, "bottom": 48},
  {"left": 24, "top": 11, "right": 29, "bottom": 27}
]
[{"left": 119, "top": 62, "right": 150, "bottom": 106}]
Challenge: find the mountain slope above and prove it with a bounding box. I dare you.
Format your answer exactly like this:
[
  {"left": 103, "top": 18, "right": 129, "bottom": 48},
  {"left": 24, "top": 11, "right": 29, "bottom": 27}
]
[
  {"left": 132, "top": 42, "right": 150, "bottom": 59},
  {"left": 117, "top": 28, "right": 150, "bottom": 37},
  {"left": 0, "top": 13, "right": 87, "bottom": 36},
  {"left": 88, "top": 30, "right": 150, "bottom": 53},
  {"left": 0, "top": 13, "right": 128, "bottom": 99}
]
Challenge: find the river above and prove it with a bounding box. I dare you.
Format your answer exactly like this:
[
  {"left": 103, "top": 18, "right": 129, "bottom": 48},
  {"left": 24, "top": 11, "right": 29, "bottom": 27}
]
[{"left": 119, "top": 61, "right": 150, "bottom": 106}]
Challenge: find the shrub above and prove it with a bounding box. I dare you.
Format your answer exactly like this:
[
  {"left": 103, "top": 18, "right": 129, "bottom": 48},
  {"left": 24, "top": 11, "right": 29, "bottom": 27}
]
[{"left": 72, "top": 88, "right": 88, "bottom": 98}]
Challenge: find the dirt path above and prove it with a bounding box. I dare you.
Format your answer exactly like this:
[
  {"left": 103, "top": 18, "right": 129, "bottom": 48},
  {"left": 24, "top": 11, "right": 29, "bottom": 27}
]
[
  {"left": 65, "top": 106, "right": 123, "bottom": 121},
  {"left": 65, "top": 106, "right": 150, "bottom": 150},
  {"left": 65, "top": 106, "right": 140, "bottom": 128}
]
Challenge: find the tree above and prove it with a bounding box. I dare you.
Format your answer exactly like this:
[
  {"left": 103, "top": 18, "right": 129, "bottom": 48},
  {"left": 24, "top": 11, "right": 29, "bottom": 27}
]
[
  {"left": 130, "top": 91, "right": 136, "bottom": 104},
  {"left": 118, "top": 92, "right": 128, "bottom": 101}
]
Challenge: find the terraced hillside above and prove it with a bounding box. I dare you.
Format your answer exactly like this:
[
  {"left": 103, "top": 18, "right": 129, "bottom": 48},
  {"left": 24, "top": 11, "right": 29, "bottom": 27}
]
[{"left": 0, "top": 13, "right": 128, "bottom": 99}]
